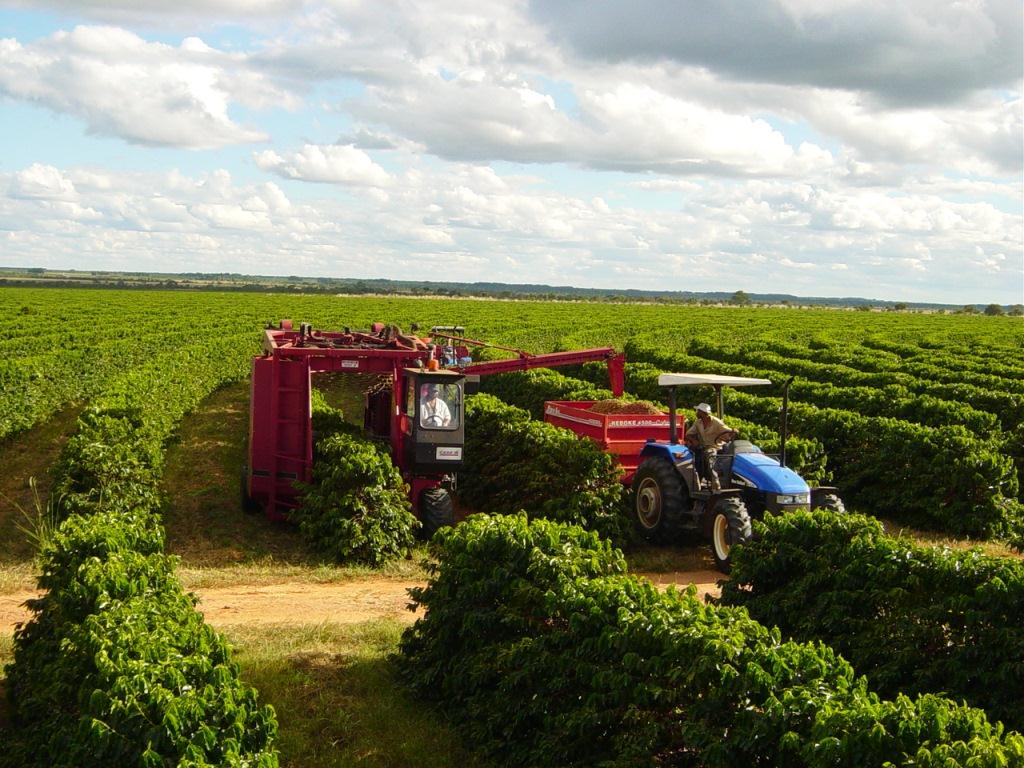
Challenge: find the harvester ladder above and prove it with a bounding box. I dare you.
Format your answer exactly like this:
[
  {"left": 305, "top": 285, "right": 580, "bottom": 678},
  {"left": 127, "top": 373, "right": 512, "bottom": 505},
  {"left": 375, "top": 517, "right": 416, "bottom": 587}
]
[{"left": 267, "top": 352, "right": 311, "bottom": 516}]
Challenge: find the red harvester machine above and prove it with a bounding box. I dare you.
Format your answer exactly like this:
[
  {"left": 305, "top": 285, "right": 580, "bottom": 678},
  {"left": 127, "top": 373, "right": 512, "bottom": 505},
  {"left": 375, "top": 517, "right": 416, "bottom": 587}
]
[{"left": 243, "top": 320, "right": 624, "bottom": 535}]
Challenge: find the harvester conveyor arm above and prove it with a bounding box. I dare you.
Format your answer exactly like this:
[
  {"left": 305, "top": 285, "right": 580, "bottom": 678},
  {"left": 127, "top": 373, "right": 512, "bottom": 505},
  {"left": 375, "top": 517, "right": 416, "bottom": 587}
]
[{"left": 460, "top": 348, "right": 625, "bottom": 396}]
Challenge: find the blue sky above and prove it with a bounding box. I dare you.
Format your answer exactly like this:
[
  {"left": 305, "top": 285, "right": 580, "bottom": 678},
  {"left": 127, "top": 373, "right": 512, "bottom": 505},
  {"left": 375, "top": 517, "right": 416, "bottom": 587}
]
[{"left": 0, "top": 0, "right": 1021, "bottom": 304}]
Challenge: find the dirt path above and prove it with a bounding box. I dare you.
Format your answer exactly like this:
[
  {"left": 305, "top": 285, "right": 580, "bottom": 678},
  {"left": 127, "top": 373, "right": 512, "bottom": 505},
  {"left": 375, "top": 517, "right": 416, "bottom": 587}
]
[{"left": 0, "top": 571, "right": 723, "bottom": 634}]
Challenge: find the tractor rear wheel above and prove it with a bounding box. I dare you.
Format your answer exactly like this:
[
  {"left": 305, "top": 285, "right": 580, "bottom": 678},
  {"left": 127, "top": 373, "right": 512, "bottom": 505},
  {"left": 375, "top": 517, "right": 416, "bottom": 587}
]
[
  {"left": 710, "top": 496, "right": 752, "bottom": 573},
  {"left": 813, "top": 493, "right": 846, "bottom": 514},
  {"left": 420, "top": 487, "right": 455, "bottom": 539},
  {"left": 632, "top": 457, "right": 686, "bottom": 543}
]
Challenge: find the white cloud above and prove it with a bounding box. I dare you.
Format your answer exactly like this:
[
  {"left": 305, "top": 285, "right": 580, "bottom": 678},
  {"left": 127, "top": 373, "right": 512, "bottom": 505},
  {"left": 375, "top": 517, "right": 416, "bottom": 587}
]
[
  {"left": 254, "top": 144, "right": 392, "bottom": 186},
  {"left": 2, "top": 160, "right": 1019, "bottom": 303},
  {"left": 9, "top": 164, "right": 77, "bottom": 200},
  {"left": 0, "top": 26, "right": 295, "bottom": 148},
  {"left": 577, "top": 84, "right": 832, "bottom": 176}
]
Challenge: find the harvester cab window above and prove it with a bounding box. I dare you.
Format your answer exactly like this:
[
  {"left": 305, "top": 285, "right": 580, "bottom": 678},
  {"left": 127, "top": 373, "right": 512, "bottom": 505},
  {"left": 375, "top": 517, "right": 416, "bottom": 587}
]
[
  {"left": 406, "top": 383, "right": 416, "bottom": 419},
  {"left": 420, "top": 382, "right": 460, "bottom": 429}
]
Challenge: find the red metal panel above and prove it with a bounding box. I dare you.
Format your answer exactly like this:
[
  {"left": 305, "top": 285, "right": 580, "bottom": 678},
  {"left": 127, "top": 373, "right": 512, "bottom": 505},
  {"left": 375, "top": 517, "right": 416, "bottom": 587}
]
[
  {"left": 267, "top": 356, "right": 312, "bottom": 519},
  {"left": 250, "top": 352, "right": 313, "bottom": 520},
  {"left": 543, "top": 400, "right": 684, "bottom": 485},
  {"left": 249, "top": 356, "right": 275, "bottom": 508}
]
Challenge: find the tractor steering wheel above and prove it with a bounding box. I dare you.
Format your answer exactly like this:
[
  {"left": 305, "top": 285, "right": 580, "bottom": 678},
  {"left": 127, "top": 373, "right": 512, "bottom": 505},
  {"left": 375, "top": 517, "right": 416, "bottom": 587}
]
[{"left": 424, "top": 413, "right": 445, "bottom": 427}]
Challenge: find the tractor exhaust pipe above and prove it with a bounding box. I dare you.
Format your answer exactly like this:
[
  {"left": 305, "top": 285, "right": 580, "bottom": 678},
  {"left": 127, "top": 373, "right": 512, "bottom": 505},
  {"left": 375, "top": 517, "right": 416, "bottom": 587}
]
[
  {"left": 667, "top": 386, "right": 678, "bottom": 445},
  {"left": 780, "top": 376, "right": 794, "bottom": 468}
]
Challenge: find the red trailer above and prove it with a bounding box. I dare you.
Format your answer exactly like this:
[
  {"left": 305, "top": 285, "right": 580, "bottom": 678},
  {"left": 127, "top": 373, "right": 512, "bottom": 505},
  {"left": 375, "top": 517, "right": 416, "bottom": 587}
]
[
  {"left": 243, "top": 320, "right": 624, "bottom": 535},
  {"left": 543, "top": 401, "right": 686, "bottom": 485}
]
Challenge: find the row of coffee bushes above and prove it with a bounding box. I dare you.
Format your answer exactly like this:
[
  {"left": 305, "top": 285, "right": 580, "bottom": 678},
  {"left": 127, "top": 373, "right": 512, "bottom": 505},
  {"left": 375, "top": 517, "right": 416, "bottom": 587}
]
[
  {"left": 757, "top": 338, "right": 1024, "bottom": 427},
  {"left": 479, "top": 367, "right": 613, "bottom": 419},
  {"left": 859, "top": 337, "right": 1024, "bottom": 393},
  {"left": 574, "top": 361, "right": 832, "bottom": 485},
  {"left": 719, "top": 510, "right": 1024, "bottom": 732},
  {"left": 295, "top": 392, "right": 419, "bottom": 564},
  {"left": 4, "top": 336, "right": 280, "bottom": 767},
  {"left": 460, "top": 394, "right": 629, "bottom": 544},
  {"left": 0, "top": 335, "right": 170, "bottom": 442},
  {"left": 625, "top": 338, "right": 1022, "bottom": 537},
  {"left": 685, "top": 339, "right": 1002, "bottom": 433},
  {"left": 400, "top": 514, "right": 1023, "bottom": 767},
  {"left": 691, "top": 336, "right": 1024, "bottom": 402},
  {"left": 689, "top": 336, "right": 1024, "bottom": 507}
]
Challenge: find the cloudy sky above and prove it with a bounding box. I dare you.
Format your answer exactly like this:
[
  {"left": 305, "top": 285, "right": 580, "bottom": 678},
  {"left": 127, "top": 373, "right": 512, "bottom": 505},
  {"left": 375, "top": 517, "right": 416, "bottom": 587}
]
[{"left": 0, "top": 1, "right": 1021, "bottom": 303}]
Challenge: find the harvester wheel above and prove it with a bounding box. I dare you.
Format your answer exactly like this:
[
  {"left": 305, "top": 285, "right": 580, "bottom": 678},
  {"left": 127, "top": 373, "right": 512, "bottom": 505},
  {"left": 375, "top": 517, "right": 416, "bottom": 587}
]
[
  {"left": 420, "top": 487, "right": 455, "bottom": 539},
  {"left": 710, "top": 496, "right": 752, "bottom": 573},
  {"left": 813, "top": 493, "right": 846, "bottom": 514},
  {"left": 632, "top": 457, "right": 686, "bottom": 543},
  {"left": 239, "top": 465, "right": 260, "bottom": 515}
]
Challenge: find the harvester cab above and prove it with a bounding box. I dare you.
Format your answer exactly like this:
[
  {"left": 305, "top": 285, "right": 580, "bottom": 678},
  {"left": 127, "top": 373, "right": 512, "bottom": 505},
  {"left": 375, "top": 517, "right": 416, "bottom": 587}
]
[
  {"left": 633, "top": 373, "right": 844, "bottom": 571},
  {"left": 403, "top": 369, "right": 465, "bottom": 472}
]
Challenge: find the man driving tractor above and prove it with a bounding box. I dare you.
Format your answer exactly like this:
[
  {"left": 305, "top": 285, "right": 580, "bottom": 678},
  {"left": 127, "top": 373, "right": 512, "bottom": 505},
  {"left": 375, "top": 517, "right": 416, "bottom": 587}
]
[{"left": 685, "top": 402, "right": 738, "bottom": 490}]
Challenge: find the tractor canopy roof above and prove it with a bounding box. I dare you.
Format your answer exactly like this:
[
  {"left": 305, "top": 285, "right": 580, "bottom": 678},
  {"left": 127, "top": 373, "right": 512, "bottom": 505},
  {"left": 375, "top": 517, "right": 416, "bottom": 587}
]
[{"left": 657, "top": 373, "right": 772, "bottom": 388}]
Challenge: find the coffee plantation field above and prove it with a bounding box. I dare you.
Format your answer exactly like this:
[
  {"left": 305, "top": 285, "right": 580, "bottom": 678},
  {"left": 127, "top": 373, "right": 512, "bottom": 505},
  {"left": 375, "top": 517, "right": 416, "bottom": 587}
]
[{"left": 0, "top": 286, "right": 1022, "bottom": 766}]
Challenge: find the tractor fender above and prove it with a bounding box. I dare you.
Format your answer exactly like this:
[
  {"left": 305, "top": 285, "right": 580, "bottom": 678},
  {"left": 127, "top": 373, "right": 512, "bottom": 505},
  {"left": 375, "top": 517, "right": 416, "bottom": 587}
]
[
  {"left": 639, "top": 441, "right": 691, "bottom": 465},
  {"left": 638, "top": 442, "right": 702, "bottom": 496}
]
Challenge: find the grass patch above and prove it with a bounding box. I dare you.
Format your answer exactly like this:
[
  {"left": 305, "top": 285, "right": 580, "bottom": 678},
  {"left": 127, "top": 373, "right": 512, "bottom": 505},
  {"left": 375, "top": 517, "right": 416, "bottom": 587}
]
[
  {"left": 176, "top": 551, "right": 431, "bottom": 591},
  {"left": 0, "top": 563, "right": 37, "bottom": 594},
  {"left": 227, "top": 620, "right": 490, "bottom": 768},
  {"left": 878, "top": 517, "right": 1023, "bottom": 559},
  {"left": 161, "top": 381, "right": 320, "bottom": 567},
  {"left": 0, "top": 406, "right": 81, "bottom": 566},
  {"left": 623, "top": 537, "right": 714, "bottom": 573}
]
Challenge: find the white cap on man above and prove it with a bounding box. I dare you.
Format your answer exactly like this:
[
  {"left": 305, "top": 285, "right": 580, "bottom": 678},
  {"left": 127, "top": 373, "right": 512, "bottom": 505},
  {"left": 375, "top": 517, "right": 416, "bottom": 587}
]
[{"left": 695, "top": 402, "right": 712, "bottom": 414}]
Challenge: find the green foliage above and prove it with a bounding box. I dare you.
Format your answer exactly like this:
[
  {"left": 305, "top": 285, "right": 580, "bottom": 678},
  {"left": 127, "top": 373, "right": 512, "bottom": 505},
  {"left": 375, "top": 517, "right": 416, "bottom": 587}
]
[
  {"left": 4, "top": 287, "right": 1024, "bottom": 764},
  {"left": 6, "top": 509, "right": 279, "bottom": 767},
  {"left": 310, "top": 388, "right": 355, "bottom": 441},
  {"left": 480, "top": 367, "right": 612, "bottom": 419},
  {"left": 295, "top": 432, "right": 419, "bottom": 565},
  {"left": 51, "top": 410, "right": 164, "bottom": 518},
  {"left": 4, "top": 314, "right": 279, "bottom": 766},
  {"left": 460, "top": 394, "right": 629, "bottom": 544},
  {"left": 719, "top": 510, "right": 1024, "bottom": 731},
  {"left": 733, "top": 389, "right": 1020, "bottom": 536},
  {"left": 400, "top": 514, "right": 1023, "bottom": 767}
]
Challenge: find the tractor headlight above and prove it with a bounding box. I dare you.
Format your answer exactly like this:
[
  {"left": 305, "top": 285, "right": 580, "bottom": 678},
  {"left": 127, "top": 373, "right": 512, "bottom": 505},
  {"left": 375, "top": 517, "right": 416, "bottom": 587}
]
[{"left": 777, "top": 493, "right": 810, "bottom": 506}]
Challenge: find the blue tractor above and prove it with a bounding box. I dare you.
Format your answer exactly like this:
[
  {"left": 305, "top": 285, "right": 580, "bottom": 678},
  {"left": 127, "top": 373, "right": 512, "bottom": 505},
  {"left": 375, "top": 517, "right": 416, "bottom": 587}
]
[{"left": 632, "top": 373, "right": 844, "bottom": 571}]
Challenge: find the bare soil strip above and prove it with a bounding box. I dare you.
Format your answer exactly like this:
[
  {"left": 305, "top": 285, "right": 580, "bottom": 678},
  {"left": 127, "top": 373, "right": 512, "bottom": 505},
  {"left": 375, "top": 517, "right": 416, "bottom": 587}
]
[{"left": 0, "top": 571, "right": 722, "bottom": 634}]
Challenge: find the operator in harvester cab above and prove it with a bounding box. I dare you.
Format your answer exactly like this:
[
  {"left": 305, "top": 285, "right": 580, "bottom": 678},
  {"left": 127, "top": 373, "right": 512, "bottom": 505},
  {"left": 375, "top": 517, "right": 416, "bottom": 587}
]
[
  {"left": 420, "top": 384, "right": 452, "bottom": 428},
  {"left": 685, "top": 402, "right": 738, "bottom": 491}
]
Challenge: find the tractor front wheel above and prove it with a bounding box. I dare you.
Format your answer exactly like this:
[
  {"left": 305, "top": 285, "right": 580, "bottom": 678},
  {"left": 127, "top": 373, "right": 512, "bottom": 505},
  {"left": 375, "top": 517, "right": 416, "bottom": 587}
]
[
  {"left": 419, "top": 487, "right": 455, "bottom": 539},
  {"left": 813, "top": 493, "right": 846, "bottom": 514},
  {"left": 632, "top": 457, "right": 686, "bottom": 543},
  {"left": 710, "top": 497, "right": 752, "bottom": 573}
]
